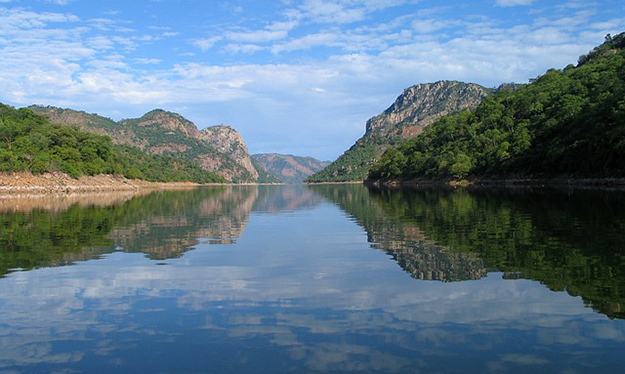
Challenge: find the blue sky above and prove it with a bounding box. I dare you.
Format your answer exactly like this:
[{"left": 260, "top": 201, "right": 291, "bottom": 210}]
[{"left": 0, "top": 0, "right": 623, "bottom": 160}]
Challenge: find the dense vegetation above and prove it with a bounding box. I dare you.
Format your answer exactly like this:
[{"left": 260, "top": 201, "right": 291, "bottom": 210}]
[
  {"left": 0, "top": 104, "right": 225, "bottom": 183},
  {"left": 368, "top": 33, "right": 625, "bottom": 181},
  {"left": 306, "top": 135, "right": 392, "bottom": 182}
]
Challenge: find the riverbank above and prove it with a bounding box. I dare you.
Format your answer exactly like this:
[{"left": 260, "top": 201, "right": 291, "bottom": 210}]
[
  {"left": 366, "top": 177, "right": 625, "bottom": 188},
  {"left": 0, "top": 172, "right": 206, "bottom": 195}
]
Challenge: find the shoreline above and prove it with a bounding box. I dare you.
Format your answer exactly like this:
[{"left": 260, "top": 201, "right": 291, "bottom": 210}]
[
  {"left": 365, "top": 177, "right": 625, "bottom": 188},
  {"left": 0, "top": 172, "right": 211, "bottom": 195}
]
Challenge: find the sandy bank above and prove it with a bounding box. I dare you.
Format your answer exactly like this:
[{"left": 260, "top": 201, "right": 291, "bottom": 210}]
[{"left": 0, "top": 172, "right": 205, "bottom": 195}]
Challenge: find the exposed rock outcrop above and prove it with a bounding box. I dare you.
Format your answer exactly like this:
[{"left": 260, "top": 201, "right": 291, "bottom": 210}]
[
  {"left": 199, "top": 126, "right": 258, "bottom": 181},
  {"left": 366, "top": 81, "right": 491, "bottom": 139}
]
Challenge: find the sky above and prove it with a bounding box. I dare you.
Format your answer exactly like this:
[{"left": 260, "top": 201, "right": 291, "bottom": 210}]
[{"left": 0, "top": 0, "right": 623, "bottom": 161}]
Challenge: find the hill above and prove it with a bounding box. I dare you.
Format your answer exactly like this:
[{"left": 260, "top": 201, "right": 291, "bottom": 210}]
[
  {"left": 252, "top": 154, "right": 330, "bottom": 184},
  {"left": 30, "top": 107, "right": 261, "bottom": 183},
  {"left": 0, "top": 104, "right": 225, "bottom": 183},
  {"left": 368, "top": 32, "right": 625, "bottom": 182},
  {"left": 306, "top": 81, "right": 493, "bottom": 182}
]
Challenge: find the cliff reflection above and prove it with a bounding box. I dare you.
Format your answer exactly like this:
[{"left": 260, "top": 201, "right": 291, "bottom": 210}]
[
  {"left": 312, "top": 184, "right": 625, "bottom": 319},
  {"left": 311, "top": 184, "right": 487, "bottom": 282}
]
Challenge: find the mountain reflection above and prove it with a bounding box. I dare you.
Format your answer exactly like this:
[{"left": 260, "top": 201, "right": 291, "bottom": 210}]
[
  {"left": 0, "top": 186, "right": 325, "bottom": 276},
  {"left": 310, "top": 184, "right": 487, "bottom": 282},
  {"left": 312, "top": 184, "right": 625, "bottom": 319}
]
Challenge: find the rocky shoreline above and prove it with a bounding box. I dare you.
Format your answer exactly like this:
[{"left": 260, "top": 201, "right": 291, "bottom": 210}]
[{"left": 0, "top": 172, "right": 205, "bottom": 195}]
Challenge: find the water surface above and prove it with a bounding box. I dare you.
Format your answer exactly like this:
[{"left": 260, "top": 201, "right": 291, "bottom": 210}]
[{"left": 1, "top": 185, "right": 624, "bottom": 373}]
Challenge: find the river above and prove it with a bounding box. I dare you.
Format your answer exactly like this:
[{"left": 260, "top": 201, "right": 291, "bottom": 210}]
[{"left": 1, "top": 185, "right": 624, "bottom": 373}]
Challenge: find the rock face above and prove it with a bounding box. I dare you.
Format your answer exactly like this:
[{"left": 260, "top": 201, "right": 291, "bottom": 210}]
[
  {"left": 252, "top": 153, "right": 331, "bottom": 184},
  {"left": 31, "top": 106, "right": 260, "bottom": 183},
  {"left": 307, "top": 80, "right": 492, "bottom": 182},
  {"left": 128, "top": 109, "right": 202, "bottom": 139},
  {"left": 199, "top": 126, "right": 258, "bottom": 181},
  {"left": 366, "top": 81, "right": 491, "bottom": 138}
]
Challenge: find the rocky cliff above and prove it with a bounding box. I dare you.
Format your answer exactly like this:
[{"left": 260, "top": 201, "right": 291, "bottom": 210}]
[
  {"left": 199, "top": 126, "right": 258, "bottom": 181},
  {"left": 366, "top": 81, "right": 491, "bottom": 138},
  {"left": 252, "top": 153, "right": 330, "bottom": 184},
  {"left": 307, "top": 81, "right": 492, "bottom": 182},
  {"left": 30, "top": 106, "right": 260, "bottom": 183}
]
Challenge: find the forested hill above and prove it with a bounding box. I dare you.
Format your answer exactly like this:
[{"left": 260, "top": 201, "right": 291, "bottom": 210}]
[
  {"left": 368, "top": 33, "right": 625, "bottom": 182},
  {"left": 0, "top": 104, "right": 225, "bottom": 183},
  {"left": 306, "top": 81, "right": 493, "bottom": 182},
  {"left": 30, "top": 106, "right": 260, "bottom": 183}
]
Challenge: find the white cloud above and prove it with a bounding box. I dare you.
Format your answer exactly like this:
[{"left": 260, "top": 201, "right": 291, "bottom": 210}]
[
  {"left": 86, "top": 36, "right": 115, "bottom": 50},
  {"left": 272, "top": 32, "right": 339, "bottom": 53},
  {"left": 224, "top": 44, "right": 265, "bottom": 54},
  {"left": 44, "top": 0, "right": 75, "bottom": 5},
  {"left": 0, "top": 7, "right": 79, "bottom": 30},
  {"left": 226, "top": 29, "right": 289, "bottom": 43},
  {"left": 412, "top": 19, "right": 459, "bottom": 33},
  {"left": 193, "top": 36, "right": 223, "bottom": 51},
  {"left": 495, "top": 0, "right": 535, "bottom": 6},
  {"left": 134, "top": 58, "right": 162, "bottom": 65}
]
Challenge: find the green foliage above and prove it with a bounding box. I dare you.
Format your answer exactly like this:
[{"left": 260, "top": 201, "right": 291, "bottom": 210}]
[
  {"left": 368, "top": 32, "right": 625, "bottom": 181},
  {"left": 0, "top": 104, "right": 225, "bottom": 183},
  {"left": 306, "top": 135, "right": 390, "bottom": 182}
]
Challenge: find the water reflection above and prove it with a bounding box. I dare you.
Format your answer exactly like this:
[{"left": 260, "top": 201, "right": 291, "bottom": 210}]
[
  {"left": 0, "top": 185, "right": 624, "bottom": 373},
  {"left": 311, "top": 185, "right": 488, "bottom": 281},
  {"left": 312, "top": 184, "right": 625, "bottom": 319},
  {"left": 0, "top": 186, "right": 326, "bottom": 275}
]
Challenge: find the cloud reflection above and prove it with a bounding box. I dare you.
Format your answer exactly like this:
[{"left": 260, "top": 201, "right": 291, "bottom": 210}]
[{"left": 0, "top": 185, "right": 624, "bottom": 373}]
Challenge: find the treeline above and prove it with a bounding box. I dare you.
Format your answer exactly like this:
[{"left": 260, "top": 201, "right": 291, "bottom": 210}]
[
  {"left": 368, "top": 33, "right": 625, "bottom": 181},
  {"left": 0, "top": 104, "right": 225, "bottom": 183}
]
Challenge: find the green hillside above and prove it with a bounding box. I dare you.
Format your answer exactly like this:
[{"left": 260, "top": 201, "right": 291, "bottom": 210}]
[
  {"left": 368, "top": 33, "right": 625, "bottom": 181},
  {"left": 0, "top": 104, "right": 225, "bottom": 183},
  {"left": 30, "top": 106, "right": 259, "bottom": 183},
  {"left": 307, "top": 81, "right": 491, "bottom": 182}
]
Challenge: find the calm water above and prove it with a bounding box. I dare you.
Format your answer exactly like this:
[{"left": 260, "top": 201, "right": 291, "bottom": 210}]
[{"left": 1, "top": 185, "right": 624, "bottom": 374}]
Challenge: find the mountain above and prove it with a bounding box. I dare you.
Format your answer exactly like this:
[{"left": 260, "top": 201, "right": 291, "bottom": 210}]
[
  {"left": 0, "top": 104, "right": 225, "bottom": 183},
  {"left": 30, "top": 107, "right": 260, "bottom": 183},
  {"left": 252, "top": 153, "right": 331, "bottom": 184},
  {"left": 368, "top": 32, "right": 625, "bottom": 182},
  {"left": 306, "top": 80, "right": 492, "bottom": 182}
]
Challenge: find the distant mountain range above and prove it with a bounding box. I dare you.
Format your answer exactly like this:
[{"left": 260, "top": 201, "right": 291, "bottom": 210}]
[{"left": 252, "top": 154, "right": 330, "bottom": 184}]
